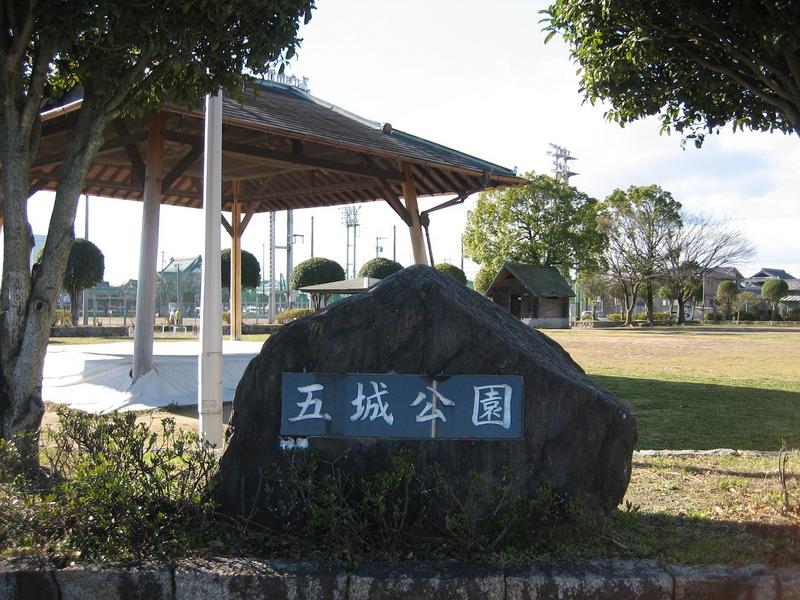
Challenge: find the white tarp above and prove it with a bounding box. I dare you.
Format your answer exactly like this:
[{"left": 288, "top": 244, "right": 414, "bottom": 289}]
[{"left": 43, "top": 340, "right": 261, "bottom": 413}]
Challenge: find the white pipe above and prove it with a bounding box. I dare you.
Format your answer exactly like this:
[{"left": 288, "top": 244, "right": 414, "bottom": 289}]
[{"left": 198, "top": 92, "right": 224, "bottom": 449}]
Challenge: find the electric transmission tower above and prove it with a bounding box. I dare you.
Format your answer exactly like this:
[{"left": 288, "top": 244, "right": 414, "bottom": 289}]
[{"left": 547, "top": 143, "right": 578, "bottom": 183}]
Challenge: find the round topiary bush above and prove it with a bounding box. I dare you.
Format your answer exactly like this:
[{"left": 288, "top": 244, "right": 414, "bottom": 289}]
[
  {"left": 357, "top": 257, "right": 403, "bottom": 279},
  {"left": 434, "top": 262, "right": 467, "bottom": 285},
  {"left": 290, "top": 257, "right": 345, "bottom": 290}
]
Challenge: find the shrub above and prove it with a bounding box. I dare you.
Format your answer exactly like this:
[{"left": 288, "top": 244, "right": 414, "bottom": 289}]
[
  {"left": 276, "top": 307, "right": 314, "bottom": 324},
  {"left": 788, "top": 308, "right": 800, "bottom": 321},
  {"left": 358, "top": 257, "right": 403, "bottom": 279},
  {"left": 222, "top": 310, "right": 231, "bottom": 324},
  {"left": 434, "top": 263, "right": 467, "bottom": 285},
  {"left": 290, "top": 257, "right": 345, "bottom": 291},
  {"left": 1, "top": 408, "right": 220, "bottom": 562},
  {"left": 248, "top": 449, "right": 573, "bottom": 560},
  {"left": 739, "top": 311, "right": 755, "bottom": 321},
  {"left": 607, "top": 313, "right": 622, "bottom": 321},
  {"left": 51, "top": 309, "right": 71, "bottom": 327}
]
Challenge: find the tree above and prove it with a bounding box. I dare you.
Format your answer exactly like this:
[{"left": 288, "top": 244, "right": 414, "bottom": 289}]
[
  {"left": 1, "top": 0, "right": 314, "bottom": 467},
  {"left": 734, "top": 291, "right": 760, "bottom": 321},
  {"left": 35, "top": 239, "right": 104, "bottom": 325},
  {"left": 544, "top": 2, "right": 800, "bottom": 145},
  {"left": 434, "top": 263, "right": 467, "bottom": 285},
  {"left": 463, "top": 173, "right": 606, "bottom": 277},
  {"left": 576, "top": 270, "right": 609, "bottom": 319},
  {"left": 716, "top": 280, "right": 739, "bottom": 319},
  {"left": 761, "top": 278, "right": 789, "bottom": 319},
  {"left": 659, "top": 214, "right": 754, "bottom": 323},
  {"left": 221, "top": 249, "right": 261, "bottom": 290},
  {"left": 600, "top": 186, "right": 681, "bottom": 326},
  {"left": 472, "top": 266, "right": 496, "bottom": 295},
  {"left": 357, "top": 257, "right": 403, "bottom": 279},
  {"left": 289, "top": 258, "right": 345, "bottom": 310}
]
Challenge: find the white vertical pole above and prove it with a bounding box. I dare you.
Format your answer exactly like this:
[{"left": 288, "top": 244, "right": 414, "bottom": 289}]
[
  {"left": 269, "top": 211, "right": 276, "bottom": 322},
  {"left": 198, "top": 92, "right": 224, "bottom": 449},
  {"left": 133, "top": 113, "right": 164, "bottom": 377},
  {"left": 286, "top": 209, "right": 293, "bottom": 309}
]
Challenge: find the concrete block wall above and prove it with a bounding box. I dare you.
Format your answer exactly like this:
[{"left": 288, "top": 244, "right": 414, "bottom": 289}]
[{"left": 2, "top": 558, "right": 798, "bottom": 600}]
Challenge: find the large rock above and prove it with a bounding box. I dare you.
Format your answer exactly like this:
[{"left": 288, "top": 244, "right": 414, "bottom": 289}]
[{"left": 216, "top": 266, "right": 635, "bottom": 521}]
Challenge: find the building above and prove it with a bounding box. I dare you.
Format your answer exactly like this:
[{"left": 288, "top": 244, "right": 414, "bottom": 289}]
[{"left": 485, "top": 262, "right": 574, "bottom": 329}]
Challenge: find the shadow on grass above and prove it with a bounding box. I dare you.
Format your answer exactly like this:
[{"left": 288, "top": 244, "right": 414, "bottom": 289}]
[
  {"left": 631, "top": 461, "right": 800, "bottom": 481},
  {"left": 597, "top": 508, "right": 800, "bottom": 565},
  {"left": 591, "top": 375, "right": 800, "bottom": 451}
]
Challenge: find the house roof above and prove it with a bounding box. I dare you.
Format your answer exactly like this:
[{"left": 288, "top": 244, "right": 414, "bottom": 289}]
[
  {"left": 705, "top": 266, "right": 743, "bottom": 280},
  {"left": 32, "top": 81, "right": 525, "bottom": 214},
  {"left": 749, "top": 268, "right": 796, "bottom": 280},
  {"left": 299, "top": 277, "right": 381, "bottom": 295},
  {"left": 487, "top": 262, "right": 575, "bottom": 297}
]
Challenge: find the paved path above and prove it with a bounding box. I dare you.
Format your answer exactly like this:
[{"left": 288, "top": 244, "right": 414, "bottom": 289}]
[{"left": 43, "top": 340, "right": 261, "bottom": 413}]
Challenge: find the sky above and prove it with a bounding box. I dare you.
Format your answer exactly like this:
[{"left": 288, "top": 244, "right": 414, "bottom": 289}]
[{"left": 8, "top": 0, "right": 800, "bottom": 285}]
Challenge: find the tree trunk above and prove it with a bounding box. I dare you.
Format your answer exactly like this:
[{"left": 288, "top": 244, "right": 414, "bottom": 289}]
[
  {"left": 677, "top": 297, "right": 686, "bottom": 324},
  {"left": 69, "top": 289, "right": 79, "bottom": 327},
  {"left": 645, "top": 281, "right": 654, "bottom": 324},
  {"left": 0, "top": 96, "right": 112, "bottom": 469}
]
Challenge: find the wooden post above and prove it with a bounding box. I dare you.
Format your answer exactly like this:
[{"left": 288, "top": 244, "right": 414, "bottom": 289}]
[
  {"left": 401, "top": 163, "right": 428, "bottom": 265},
  {"left": 230, "top": 182, "right": 243, "bottom": 340},
  {"left": 132, "top": 112, "right": 165, "bottom": 378}
]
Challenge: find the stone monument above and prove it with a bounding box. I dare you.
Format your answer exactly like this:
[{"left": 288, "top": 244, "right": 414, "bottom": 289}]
[{"left": 216, "top": 266, "right": 636, "bottom": 523}]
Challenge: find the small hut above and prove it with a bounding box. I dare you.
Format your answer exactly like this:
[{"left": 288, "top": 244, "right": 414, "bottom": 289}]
[{"left": 485, "top": 262, "right": 574, "bottom": 329}]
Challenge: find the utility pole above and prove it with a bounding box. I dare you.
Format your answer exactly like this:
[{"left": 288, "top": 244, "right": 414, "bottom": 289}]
[
  {"left": 310, "top": 215, "right": 315, "bottom": 257},
  {"left": 392, "top": 225, "right": 397, "bottom": 261},
  {"left": 375, "top": 234, "right": 387, "bottom": 258},
  {"left": 269, "top": 212, "right": 276, "bottom": 322},
  {"left": 286, "top": 209, "right": 293, "bottom": 309}
]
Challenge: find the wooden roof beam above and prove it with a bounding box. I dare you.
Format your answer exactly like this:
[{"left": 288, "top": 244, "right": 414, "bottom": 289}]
[
  {"left": 113, "top": 119, "right": 146, "bottom": 186},
  {"left": 161, "top": 145, "right": 202, "bottom": 192},
  {"left": 162, "top": 131, "right": 404, "bottom": 182},
  {"left": 373, "top": 178, "right": 411, "bottom": 226}
]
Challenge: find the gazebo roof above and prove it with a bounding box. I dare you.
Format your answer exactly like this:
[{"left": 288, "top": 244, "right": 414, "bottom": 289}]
[{"left": 32, "top": 81, "right": 524, "bottom": 215}]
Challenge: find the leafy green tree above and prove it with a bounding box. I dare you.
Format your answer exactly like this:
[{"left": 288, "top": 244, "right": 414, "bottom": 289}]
[
  {"left": 290, "top": 258, "right": 346, "bottom": 310},
  {"left": 576, "top": 270, "right": 609, "bottom": 319},
  {"left": 61, "top": 239, "right": 105, "bottom": 326},
  {"left": 434, "top": 263, "right": 467, "bottom": 285},
  {"left": 221, "top": 249, "right": 261, "bottom": 290},
  {"left": 544, "top": 1, "right": 800, "bottom": 145},
  {"left": 716, "top": 280, "right": 739, "bottom": 319},
  {"left": 463, "top": 173, "right": 605, "bottom": 277},
  {"left": 357, "top": 257, "right": 403, "bottom": 279},
  {"left": 0, "top": 0, "right": 314, "bottom": 466},
  {"left": 761, "top": 278, "right": 790, "bottom": 319},
  {"left": 472, "top": 267, "right": 496, "bottom": 295},
  {"left": 734, "top": 291, "right": 760, "bottom": 321},
  {"left": 601, "top": 185, "right": 681, "bottom": 326}
]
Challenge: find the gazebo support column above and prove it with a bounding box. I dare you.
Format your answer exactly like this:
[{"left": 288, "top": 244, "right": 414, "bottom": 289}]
[
  {"left": 230, "top": 183, "right": 243, "bottom": 340},
  {"left": 401, "top": 163, "right": 428, "bottom": 265},
  {"left": 132, "top": 112, "right": 164, "bottom": 378},
  {"left": 222, "top": 182, "right": 252, "bottom": 341},
  {"left": 198, "top": 92, "right": 224, "bottom": 449}
]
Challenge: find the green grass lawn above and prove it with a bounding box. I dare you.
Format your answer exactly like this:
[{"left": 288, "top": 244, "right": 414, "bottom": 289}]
[{"left": 545, "top": 328, "right": 800, "bottom": 450}]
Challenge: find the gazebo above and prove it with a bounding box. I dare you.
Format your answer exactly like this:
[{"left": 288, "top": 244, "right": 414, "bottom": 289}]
[{"left": 30, "top": 78, "right": 524, "bottom": 445}]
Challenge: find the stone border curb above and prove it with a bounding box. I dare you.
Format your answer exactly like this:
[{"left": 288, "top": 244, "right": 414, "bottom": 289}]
[{"left": 1, "top": 558, "right": 798, "bottom": 600}]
